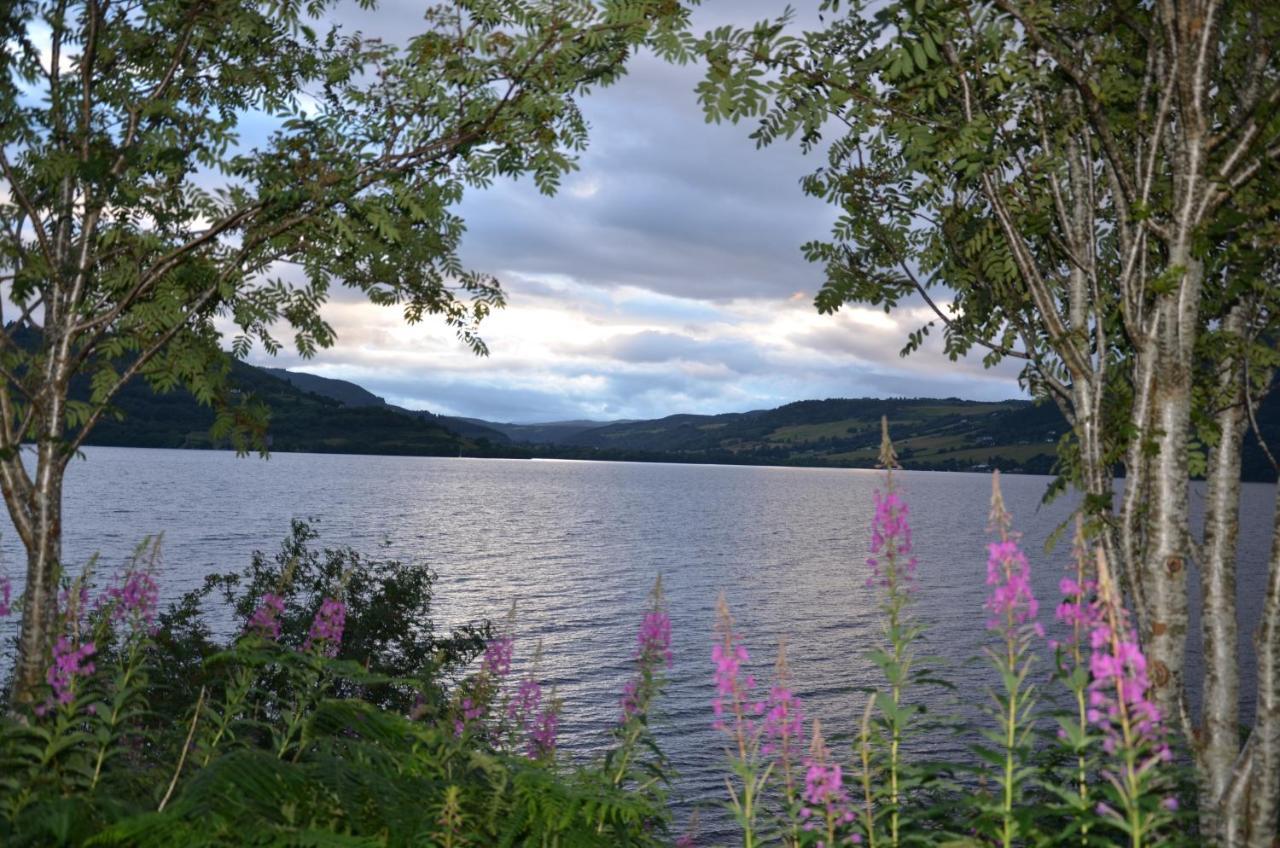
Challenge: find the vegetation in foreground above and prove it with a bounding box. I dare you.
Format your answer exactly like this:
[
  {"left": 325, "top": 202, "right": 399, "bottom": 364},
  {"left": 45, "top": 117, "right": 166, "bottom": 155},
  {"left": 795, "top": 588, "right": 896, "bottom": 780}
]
[{"left": 0, "top": 436, "right": 1211, "bottom": 846}]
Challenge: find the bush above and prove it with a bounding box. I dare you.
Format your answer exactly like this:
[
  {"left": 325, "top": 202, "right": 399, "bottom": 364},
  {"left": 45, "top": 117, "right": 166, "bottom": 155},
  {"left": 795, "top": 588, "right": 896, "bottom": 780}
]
[{"left": 0, "top": 524, "right": 676, "bottom": 847}]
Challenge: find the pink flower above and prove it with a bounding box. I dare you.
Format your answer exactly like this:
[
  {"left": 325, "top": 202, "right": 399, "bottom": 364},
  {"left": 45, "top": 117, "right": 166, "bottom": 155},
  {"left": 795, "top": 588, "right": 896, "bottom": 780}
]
[
  {"left": 637, "top": 610, "right": 673, "bottom": 667},
  {"left": 761, "top": 684, "right": 804, "bottom": 758},
  {"left": 508, "top": 676, "right": 542, "bottom": 732},
  {"left": 247, "top": 593, "right": 285, "bottom": 640},
  {"left": 104, "top": 568, "right": 159, "bottom": 628},
  {"left": 620, "top": 677, "right": 642, "bottom": 720},
  {"left": 303, "top": 597, "right": 346, "bottom": 657},
  {"left": 528, "top": 706, "right": 558, "bottom": 758},
  {"left": 800, "top": 751, "right": 856, "bottom": 839},
  {"left": 482, "top": 636, "right": 514, "bottom": 679},
  {"left": 866, "top": 490, "right": 916, "bottom": 590},
  {"left": 984, "top": 539, "right": 1042, "bottom": 636},
  {"left": 712, "top": 638, "right": 761, "bottom": 731},
  {"left": 44, "top": 636, "right": 96, "bottom": 711}
]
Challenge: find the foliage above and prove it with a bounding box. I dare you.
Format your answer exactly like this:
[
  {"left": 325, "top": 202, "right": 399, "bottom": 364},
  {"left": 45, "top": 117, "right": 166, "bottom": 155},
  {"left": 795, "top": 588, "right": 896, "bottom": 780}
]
[{"left": 0, "top": 524, "right": 677, "bottom": 846}]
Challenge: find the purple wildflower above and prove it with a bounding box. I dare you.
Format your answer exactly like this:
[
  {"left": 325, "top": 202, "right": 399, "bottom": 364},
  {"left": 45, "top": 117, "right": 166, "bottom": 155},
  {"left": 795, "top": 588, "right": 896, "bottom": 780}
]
[
  {"left": 620, "top": 579, "right": 673, "bottom": 722},
  {"left": 1086, "top": 553, "right": 1169, "bottom": 761},
  {"left": 800, "top": 730, "right": 856, "bottom": 847},
  {"left": 528, "top": 706, "right": 558, "bottom": 758},
  {"left": 247, "top": 593, "right": 285, "bottom": 641},
  {"left": 508, "top": 677, "right": 542, "bottom": 726},
  {"left": 712, "top": 635, "right": 759, "bottom": 732},
  {"left": 482, "top": 636, "right": 514, "bottom": 679},
  {"left": 866, "top": 490, "right": 917, "bottom": 590},
  {"left": 761, "top": 684, "right": 804, "bottom": 758},
  {"left": 104, "top": 568, "right": 159, "bottom": 628},
  {"left": 711, "top": 596, "right": 764, "bottom": 754},
  {"left": 0, "top": 573, "right": 10, "bottom": 617},
  {"left": 43, "top": 635, "right": 97, "bottom": 712},
  {"left": 985, "top": 539, "right": 1043, "bottom": 637},
  {"left": 620, "top": 677, "right": 642, "bottom": 720},
  {"left": 303, "top": 597, "right": 346, "bottom": 657},
  {"left": 636, "top": 610, "right": 673, "bottom": 667}
]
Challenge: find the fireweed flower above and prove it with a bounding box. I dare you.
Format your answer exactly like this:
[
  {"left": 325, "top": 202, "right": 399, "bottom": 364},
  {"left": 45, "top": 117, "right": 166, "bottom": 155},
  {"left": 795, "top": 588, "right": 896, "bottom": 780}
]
[
  {"left": 528, "top": 704, "right": 559, "bottom": 758},
  {"left": 104, "top": 568, "right": 159, "bottom": 628},
  {"left": 985, "top": 539, "right": 1044, "bottom": 638},
  {"left": 860, "top": 418, "right": 919, "bottom": 848},
  {"left": 482, "top": 635, "right": 514, "bottom": 679},
  {"left": 1084, "top": 548, "right": 1175, "bottom": 844},
  {"left": 982, "top": 472, "right": 1044, "bottom": 848},
  {"left": 303, "top": 597, "right": 346, "bottom": 657},
  {"left": 712, "top": 594, "right": 769, "bottom": 847},
  {"left": 801, "top": 725, "right": 858, "bottom": 848},
  {"left": 247, "top": 593, "right": 286, "bottom": 641},
  {"left": 761, "top": 683, "right": 804, "bottom": 759},
  {"left": 42, "top": 635, "right": 97, "bottom": 714},
  {"left": 0, "top": 573, "right": 10, "bottom": 617},
  {"left": 866, "top": 491, "right": 917, "bottom": 591},
  {"left": 637, "top": 609, "right": 673, "bottom": 667}
]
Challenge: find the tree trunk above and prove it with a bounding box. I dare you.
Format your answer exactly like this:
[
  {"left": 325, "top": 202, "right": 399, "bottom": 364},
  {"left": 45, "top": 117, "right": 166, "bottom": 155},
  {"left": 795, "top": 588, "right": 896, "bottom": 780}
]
[
  {"left": 1197, "top": 305, "right": 1250, "bottom": 839},
  {"left": 1131, "top": 283, "right": 1199, "bottom": 736},
  {"left": 1242, "top": 479, "right": 1280, "bottom": 847},
  {"left": 8, "top": 441, "right": 67, "bottom": 707}
]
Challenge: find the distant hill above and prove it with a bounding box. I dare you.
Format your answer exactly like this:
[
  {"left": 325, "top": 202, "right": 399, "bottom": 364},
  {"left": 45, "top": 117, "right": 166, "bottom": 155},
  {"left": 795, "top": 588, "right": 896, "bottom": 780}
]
[
  {"left": 470, "top": 419, "right": 634, "bottom": 445},
  {"left": 261, "top": 368, "right": 510, "bottom": 444},
  {"left": 526, "top": 397, "right": 1065, "bottom": 475},
  {"left": 530, "top": 394, "right": 1279, "bottom": 481},
  {"left": 73, "top": 357, "right": 1278, "bottom": 481},
  {"left": 81, "top": 361, "right": 522, "bottom": 458}
]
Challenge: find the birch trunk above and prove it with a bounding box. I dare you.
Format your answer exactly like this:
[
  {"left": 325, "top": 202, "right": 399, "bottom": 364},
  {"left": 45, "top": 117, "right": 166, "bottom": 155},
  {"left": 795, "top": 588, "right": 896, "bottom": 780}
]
[
  {"left": 1197, "top": 306, "right": 1250, "bottom": 839},
  {"left": 1243, "top": 481, "right": 1280, "bottom": 846}
]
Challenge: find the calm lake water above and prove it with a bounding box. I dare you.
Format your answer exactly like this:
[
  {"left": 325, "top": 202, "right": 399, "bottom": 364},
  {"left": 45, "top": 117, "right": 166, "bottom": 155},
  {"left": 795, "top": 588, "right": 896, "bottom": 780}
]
[{"left": 0, "top": 448, "right": 1274, "bottom": 835}]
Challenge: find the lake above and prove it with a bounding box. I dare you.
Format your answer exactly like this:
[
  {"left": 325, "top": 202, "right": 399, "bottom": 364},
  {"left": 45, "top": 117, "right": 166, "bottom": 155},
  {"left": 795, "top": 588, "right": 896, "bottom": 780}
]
[{"left": 1, "top": 448, "right": 1274, "bottom": 835}]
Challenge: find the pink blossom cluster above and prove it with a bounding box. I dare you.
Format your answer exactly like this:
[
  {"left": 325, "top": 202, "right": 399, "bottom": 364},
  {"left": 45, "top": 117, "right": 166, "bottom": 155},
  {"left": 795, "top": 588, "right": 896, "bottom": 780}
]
[
  {"left": 761, "top": 684, "right": 804, "bottom": 758},
  {"left": 799, "top": 759, "right": 858, "bottom": 845},
  {"left": 507, "top": 676, "right": 558, "bottom": 758},
  {"left": 247, "top": 593, "right": 286, "bottom": 640},
  {"left": 105, "top": 568, "right": 159, "bottom": 628},
  {"left": 1054, "top": 576, "right": 1100, "bottom": 647},
  {"left": 482, "top": 635, "right": 514, "bottom": 679},
  {"left": 620, "top": 677, "right": 643, "bottom": 720},
  {"left": 0, "top": 573, "right": 10, "bottom": 617},
  {"left": 454, "top": 696, "right": 485, "bottom": 737},
  {"left": 41, "top": 635, "right": 97, "bottom": 713},
  {"left": 866, "top": 491, "right": 916, "bottom": 590},
  {"left": 528, "top": 706, "right": 558, "bottom": 758},
  {"left": 1086, "top": 619, "right": 1168, "bottom": 758},
  {"left": 984, "top": 539, "right": 1043, "bottom": 636},
  {"left": 711, "top": 635, "right": 763, "bottom": 733},
  {"left": 304, "top": 597, "right": 346, "bottom": 657},
  {"left": 636, "top": 610, "right": 673, "bottom": 667}
]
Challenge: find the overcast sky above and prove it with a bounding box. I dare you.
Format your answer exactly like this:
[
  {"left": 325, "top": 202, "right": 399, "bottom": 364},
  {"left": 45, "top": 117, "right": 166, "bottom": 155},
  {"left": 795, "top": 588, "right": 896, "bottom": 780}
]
[{"left": 250, "top": 0, "right": 1027, "bottom": 423}]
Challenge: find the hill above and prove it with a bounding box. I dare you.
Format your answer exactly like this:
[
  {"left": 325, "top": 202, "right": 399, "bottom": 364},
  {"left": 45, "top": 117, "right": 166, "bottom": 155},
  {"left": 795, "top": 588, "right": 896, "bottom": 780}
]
[
  {"left": 74, "top": 358, "right": 1279, "bottom": 481},
  {"left": 81, "top": 361, "right": 523, "bottom": 458},
  {"left": 526, "top": 397, "right": 1065, "bottom": 475},
  {"left": 261, "top": 368, "right": 511, "bottom": 444}
]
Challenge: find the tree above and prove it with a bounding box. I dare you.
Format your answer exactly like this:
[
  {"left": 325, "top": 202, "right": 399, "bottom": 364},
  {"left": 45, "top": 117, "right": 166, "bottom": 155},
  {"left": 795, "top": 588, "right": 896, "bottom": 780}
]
[
  {"left": 698, "top": 0, "right": 1280, "bottom": 842},
  {"left": 0, "top": 0, "right": 694, "bottom": 705}
]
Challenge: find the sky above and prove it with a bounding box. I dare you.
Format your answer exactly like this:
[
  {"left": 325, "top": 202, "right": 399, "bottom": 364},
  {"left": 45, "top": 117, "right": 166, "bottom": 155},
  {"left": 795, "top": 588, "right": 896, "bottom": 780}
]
[{"left": 248, "top": 0, "right": 1028, "bottom": 423}]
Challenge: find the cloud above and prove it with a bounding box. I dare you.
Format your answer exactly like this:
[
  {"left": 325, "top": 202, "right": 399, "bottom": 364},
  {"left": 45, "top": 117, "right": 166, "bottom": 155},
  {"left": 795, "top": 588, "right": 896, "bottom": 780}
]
[{"left": 237, "top": 1, "right": 1028, "bottom": 422}]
